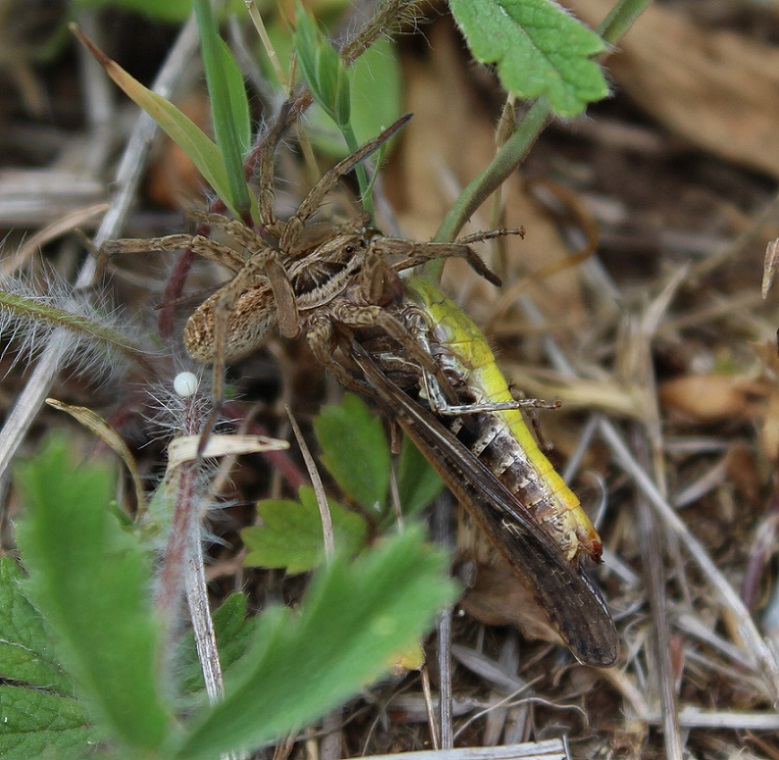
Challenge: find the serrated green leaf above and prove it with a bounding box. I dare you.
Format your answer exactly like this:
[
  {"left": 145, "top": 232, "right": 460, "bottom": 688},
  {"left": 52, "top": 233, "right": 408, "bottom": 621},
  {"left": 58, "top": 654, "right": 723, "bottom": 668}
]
[
  {"left": 173, "top": 527, "right": 457, "bottom": 760},
  {"left": 0, "top": 558, "right": 71, "bottom": 694},
  {"left": 14, "top": 436, "right": 173, "bottom": 753},
  {"left": 396, "top": 437, "right": 444, "bottom": 518},
  {"left": 315, "top": 394, "right": 390, "bottom": 512},
  {"left": 449, "top": 0, "right": 608, "bottom": 116},
  {"left": 242, "top": 486, "right": 368, "bottom": 573},
  {"left": 0, "top": 686, "right": 100, "bottom": 760},
  {"left": 0, "top": 559, "right": 99, "bottom": 760}
]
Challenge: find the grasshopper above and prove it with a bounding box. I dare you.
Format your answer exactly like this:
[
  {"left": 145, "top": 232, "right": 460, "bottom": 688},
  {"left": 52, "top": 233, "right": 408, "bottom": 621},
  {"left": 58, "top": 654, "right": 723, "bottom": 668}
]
[{"left": 346, "top": 278, "right": 618, "bottom": 666}]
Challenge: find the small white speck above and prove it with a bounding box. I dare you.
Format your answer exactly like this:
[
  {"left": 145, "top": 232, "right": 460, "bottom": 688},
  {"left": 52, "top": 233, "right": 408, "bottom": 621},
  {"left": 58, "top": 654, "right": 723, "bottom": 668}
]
[{"left": 174, "top": 372, "right": 199, "bottom": 398}]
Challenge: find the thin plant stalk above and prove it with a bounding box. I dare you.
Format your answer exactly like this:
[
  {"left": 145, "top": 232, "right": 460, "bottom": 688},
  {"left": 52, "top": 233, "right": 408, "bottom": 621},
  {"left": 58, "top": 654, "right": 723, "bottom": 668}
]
[{"left": 434, "top": 0, "right": 653, "bottom": 247}]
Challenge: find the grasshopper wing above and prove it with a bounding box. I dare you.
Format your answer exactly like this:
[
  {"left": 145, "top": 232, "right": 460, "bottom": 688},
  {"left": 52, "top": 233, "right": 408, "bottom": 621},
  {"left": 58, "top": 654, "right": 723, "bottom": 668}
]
[{"left": 350, "top": 341, "right": 618, "bottom": 667}]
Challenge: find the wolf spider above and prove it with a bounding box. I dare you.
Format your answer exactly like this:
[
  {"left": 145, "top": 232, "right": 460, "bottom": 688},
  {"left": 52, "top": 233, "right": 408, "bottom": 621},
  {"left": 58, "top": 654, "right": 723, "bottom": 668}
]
[{"left": 103, "top": 112, "right": 511, "bottom": 408}]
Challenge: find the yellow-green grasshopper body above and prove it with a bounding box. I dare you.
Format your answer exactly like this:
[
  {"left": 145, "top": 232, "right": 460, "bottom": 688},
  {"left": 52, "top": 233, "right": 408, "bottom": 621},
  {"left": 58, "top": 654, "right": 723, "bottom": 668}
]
[{"left": 401, "top": 277, "right": 602, "bottom": 563}]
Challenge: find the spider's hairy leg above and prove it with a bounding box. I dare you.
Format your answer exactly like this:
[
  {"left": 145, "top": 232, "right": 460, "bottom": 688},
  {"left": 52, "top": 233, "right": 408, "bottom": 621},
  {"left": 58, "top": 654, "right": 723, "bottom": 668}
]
[
  {"left": 188, "top": 211, "right": 270, "bottom": 255},
  {"left": 329, "top": 301, "right": 443, "bottom": 381},
  {"left": 100, "top": 234, "right": 195, "bottom": 257},
  {"left": 372, "top": 238, "right": 503, "bottom": 287},
  {"left": 257, "top": 103, "right": 294, "bottom": 240},
  {"left": 331, "top": 299, "right": 465, "bottom": 411},
  {"left": 306, "top": 318, "right": 372, "bottom": 396},
  {"left": 264, "top": 257, "right": 299, "bottom": 339},
  {"left": 279, "top": 114, "right": 413, "bottom": 252},
  {"left": 358, "top": 241, "right": 403, "bottom": 306},
  {"left": 188, "top": 236, "right": 248, "bottom": 274},
  {"left": 457, "top": 227, "right": 525, "bottom": 246},
  {"left": 102, "top": 228, "right": 250, "bottom": 275}
]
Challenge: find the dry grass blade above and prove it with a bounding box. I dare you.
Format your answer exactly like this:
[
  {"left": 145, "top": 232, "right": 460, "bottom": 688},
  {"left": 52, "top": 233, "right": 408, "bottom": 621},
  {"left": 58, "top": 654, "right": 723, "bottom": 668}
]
[
  {"left": 0, "top": 203, "right": 108, "bottom": 278},
  {"left": 286, "top": 404, "right": 335, "bottom": 559},
  {"left": 763, "top": 238, "right": 779, "bottom": 299},
  {"left": 167, "top": 433, "right": 288, "bottom": 468},
  {"left": 355, "top": 744, "right": 571, "bottom": 760},
  {"left": 0, "top": 17, "right": 201, "bottom": 482},
  {"left": 45, "top": 397, "right": 145, "bottom": 514},
  {"left": 599, "top": 419, "right": 779, "bottom": 701}
]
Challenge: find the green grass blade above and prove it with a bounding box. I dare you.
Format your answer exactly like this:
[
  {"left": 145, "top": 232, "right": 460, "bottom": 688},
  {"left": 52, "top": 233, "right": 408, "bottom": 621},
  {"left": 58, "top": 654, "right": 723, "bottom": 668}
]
[
  {"left": 71, "top": 24, "right": 238, "bottom": 216},
  {"left": 194, "top": 0, "right": 252, "bottom": 215}
]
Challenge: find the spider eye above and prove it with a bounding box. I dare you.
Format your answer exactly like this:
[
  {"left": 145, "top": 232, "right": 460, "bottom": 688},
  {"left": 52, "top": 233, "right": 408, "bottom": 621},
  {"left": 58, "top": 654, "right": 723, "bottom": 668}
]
[{"left": 345, "top": 245, "right": 355, "bottom": 254}]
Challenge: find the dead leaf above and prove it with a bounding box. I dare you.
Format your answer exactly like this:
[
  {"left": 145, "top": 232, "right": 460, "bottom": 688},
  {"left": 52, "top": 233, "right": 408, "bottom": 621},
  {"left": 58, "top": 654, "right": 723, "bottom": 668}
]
[
  {"left": 457, "top": 556, "right": 562, "bottom": 646},
  {"left": 564, "top": 0, "right": 779, "bottom": 178},
  {"left": 762, "top": 387, "right": 779, "bottom": 462},
  {"left": 456, "top": 504, "right": 563, "bottom": 646},
  {"left": 659, "top": 373, "right": 770, "bottom": 423},
  {"left": 46, "top": 398, "right": 145, "bottom": 513}
]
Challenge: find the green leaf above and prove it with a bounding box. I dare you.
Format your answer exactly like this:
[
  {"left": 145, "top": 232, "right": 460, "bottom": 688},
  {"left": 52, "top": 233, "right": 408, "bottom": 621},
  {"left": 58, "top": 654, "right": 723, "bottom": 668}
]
[
  {"left": 294, "top": 4, "right": 351, "bottom": 129},
  {"left": 293, "top": 3, "right": 378, "bottom": 213},
  {"left": 449, "top": 0, "right": 608, "bottom": 116},
  {"left": 349, "top": 36, "right": 402, "bottom": 150},
  {"left": 73, "top": 27, "right": 241, "bottom": 216},
  {"left": 173, "top": 527, "right": 457, "bottom": 760},
  {"left": 0, "top": 686, "right": 100, "bottom": 760},
  {"left": 0, "top": 558, "right": 72, "bottom": 694},
  {"left": 261, "top": 20, "right": 401, "bottom": 158},
  {"left": 195, "top": 0, "right": 252, "bottom": 214},
  {"left": 242, "top": 486, "right": 368, "bottom": 573},
  {"left": 0, "top": 559, "right": 100, "bottom": 760},
  {"left": 314, "top": 394, "right": 390, "bottom": 512},
  {"left": 216, "top": 37, "right": 252, "bottom": 156},
  {"left": 13, "top": 436, "right": 173, "bottom": 754},
  {"left": 397, "top": 437, "right": 444, "bottom": 518}
]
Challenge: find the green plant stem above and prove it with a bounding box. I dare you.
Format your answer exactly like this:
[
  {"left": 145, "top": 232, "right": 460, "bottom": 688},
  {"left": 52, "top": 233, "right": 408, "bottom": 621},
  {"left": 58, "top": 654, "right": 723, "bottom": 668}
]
[
  {"left": 433, "top": 0, "right": 652, "bottom": 251},
  {"left": 599, "top": 0, "right": 652, "bottom": 44},
  {"left": 434, "top": 99, "right": 549, "bottom": 246},
  {"left": 246, "top": 0, "right": 289, "bottom": 92},
  {"left": 0, "top": 289, "right": 154, "bottom": 372}
]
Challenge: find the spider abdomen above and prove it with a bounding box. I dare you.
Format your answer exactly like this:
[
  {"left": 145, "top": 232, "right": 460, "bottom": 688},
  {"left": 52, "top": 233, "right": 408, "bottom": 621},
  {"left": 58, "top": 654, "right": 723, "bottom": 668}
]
[{"left": 184, "top": 283, "right": 278, "bottom": 364}]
